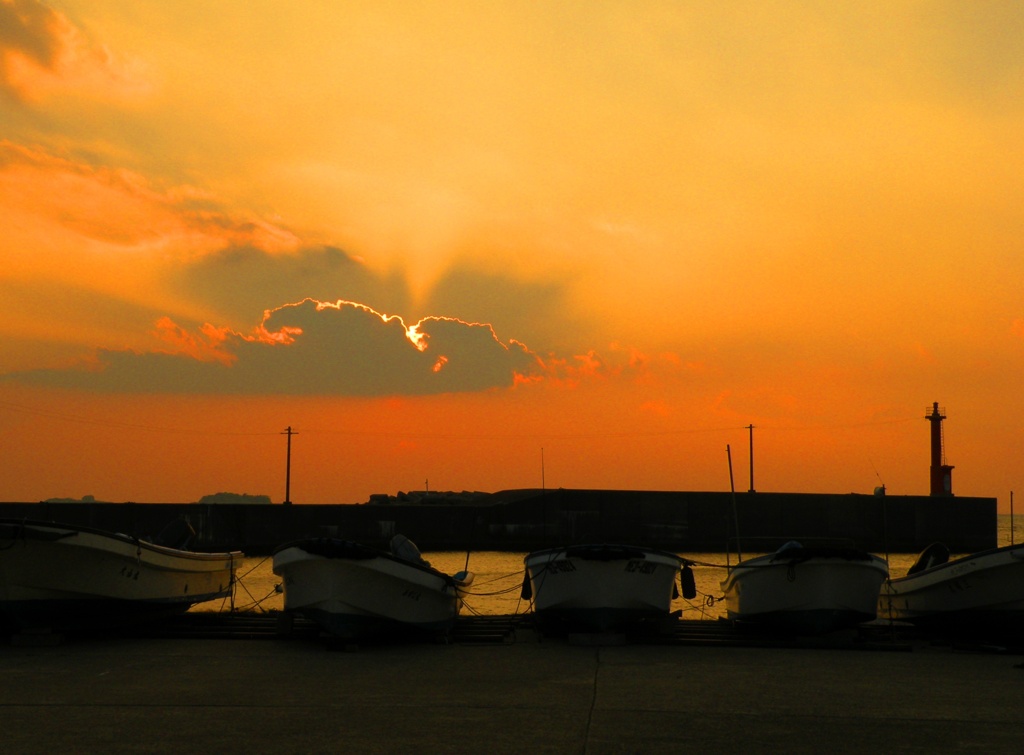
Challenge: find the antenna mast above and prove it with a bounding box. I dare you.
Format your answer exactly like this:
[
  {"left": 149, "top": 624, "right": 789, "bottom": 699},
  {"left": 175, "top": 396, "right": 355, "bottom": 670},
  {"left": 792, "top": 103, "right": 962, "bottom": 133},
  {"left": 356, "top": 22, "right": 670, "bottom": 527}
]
[{"left": 747, "top": 424, "right": 755, "bottom": 493}]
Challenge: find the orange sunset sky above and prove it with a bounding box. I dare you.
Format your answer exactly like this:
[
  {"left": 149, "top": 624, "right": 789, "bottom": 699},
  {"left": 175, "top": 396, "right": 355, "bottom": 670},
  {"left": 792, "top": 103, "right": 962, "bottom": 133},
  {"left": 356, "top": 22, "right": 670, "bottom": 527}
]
[{"left": 2, "top": 1, "right": 1023, "bottom": 509}]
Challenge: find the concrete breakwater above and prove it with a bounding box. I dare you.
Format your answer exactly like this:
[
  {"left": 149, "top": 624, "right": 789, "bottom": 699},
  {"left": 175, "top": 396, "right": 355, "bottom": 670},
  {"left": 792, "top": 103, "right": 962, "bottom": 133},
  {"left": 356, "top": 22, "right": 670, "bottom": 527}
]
[{"left": 0, "top": 488, "right": 996, "bottom": 555}]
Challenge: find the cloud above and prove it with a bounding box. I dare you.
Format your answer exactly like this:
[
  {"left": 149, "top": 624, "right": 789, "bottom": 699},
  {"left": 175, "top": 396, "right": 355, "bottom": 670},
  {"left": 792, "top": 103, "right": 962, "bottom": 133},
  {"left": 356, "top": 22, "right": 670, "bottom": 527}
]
[
  {"left": 172, "top": 245, "right": 411, "bottom": 325},
  {"left": 1, "top": 139, "right": 606, "bottom": 382},
  {"left": 5, "top": 298, "right": 542, "bottom": 396},
  {"left": 423, "top": 264, "right": 591, "bottom": 354},
  {"left": 0, "top": 1, "right": 63, "bottom": 81},
  {"left": 0, "top": 0, "right": 147, "bottom": 102},
  {"left": 171, "top": 246, "right": 600, "bottom": 354},
  {"left": 0, "top": 140, "right": 299, "bottom": 253},
  {"left": 923, "top": 2, "right": 1024, "bottom": 107},
  {"left": 0, "top": 139, "right": 304, "bottom": 347}
]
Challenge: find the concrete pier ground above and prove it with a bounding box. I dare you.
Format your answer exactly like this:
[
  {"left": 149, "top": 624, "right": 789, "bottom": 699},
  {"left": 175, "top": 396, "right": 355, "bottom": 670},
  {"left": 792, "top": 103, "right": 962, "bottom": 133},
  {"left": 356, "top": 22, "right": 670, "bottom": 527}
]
[{"left": 2, "top": 631, "right": 1023, "bottom": 754}]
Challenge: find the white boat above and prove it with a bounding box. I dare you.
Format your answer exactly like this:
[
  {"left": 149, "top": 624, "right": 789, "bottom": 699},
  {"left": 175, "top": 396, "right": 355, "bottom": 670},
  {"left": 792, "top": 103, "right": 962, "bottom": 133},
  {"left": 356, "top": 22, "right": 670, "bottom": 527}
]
[
  {"left": 878, "top": 541, "right": 1024, "bottom": 635},
  {"left": 0, "top": 518, "right": 240, "bottom": 632},
  {"left": 720, "top": 542, "right": 889, "bottom": 633},
  {"left": 522, "top": 543, "right": 692, "bottom": 632},
  {"left": 272, "top": 534, "right": 473, "bottom": 640}
]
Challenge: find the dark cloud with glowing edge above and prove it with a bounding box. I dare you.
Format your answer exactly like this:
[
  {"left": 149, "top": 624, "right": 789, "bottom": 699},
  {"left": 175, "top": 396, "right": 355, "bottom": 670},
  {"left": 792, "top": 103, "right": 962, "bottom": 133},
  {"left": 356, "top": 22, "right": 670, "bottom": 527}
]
[{"left": 4, "top": 298, "right": 544, "bottom": 396}]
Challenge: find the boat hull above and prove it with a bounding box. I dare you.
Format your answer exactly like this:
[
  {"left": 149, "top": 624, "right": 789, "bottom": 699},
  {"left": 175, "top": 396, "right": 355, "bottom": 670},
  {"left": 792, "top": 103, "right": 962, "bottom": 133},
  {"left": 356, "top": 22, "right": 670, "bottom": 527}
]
[
  {"left": 272, "top": 539, "right": 462, "bottom": 640},
  {"left": 524, "top": 544, "right": 684, "bottom": 632},
  {"left": 721, "top": 548, "right": 889, "bottom": 633},
  {"left": 0, "top": 519, "right": 239, "bottom": 632},
  {"left": 879, "top": 542, "right": 1024, "bottom": 634}
]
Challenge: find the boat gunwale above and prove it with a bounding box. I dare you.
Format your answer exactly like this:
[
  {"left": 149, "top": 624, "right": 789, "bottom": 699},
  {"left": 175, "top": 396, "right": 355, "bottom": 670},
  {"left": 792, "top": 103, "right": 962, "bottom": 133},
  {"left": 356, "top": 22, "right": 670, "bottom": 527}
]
[
  {"left": 724, "top": 551, "right": 888, "bottom": 572},
  {"left": 0, "top": 518, "right": 241, "bottom": 562},
  {"left": 721, "top": 552, "right": 889, "bottom": 593},
  {"left": 884, "top": 541, "right": 1024, "bottom": 587},
  {"left": 272, "top": 539, "right": 458, "bottom": 588},
  {"left": 523, "top": 543, "right": 688, "bottom": 567}
]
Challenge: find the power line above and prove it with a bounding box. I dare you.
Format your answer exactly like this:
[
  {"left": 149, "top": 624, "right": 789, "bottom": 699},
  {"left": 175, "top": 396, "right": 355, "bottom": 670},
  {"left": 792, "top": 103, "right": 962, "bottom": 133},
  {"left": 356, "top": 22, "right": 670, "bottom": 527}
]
[
  {"left": 0, "top": 399, "right": 278, "bottom": 436},
  {"left": 0, "top": 396, "right": 919, "bottom": 441}
]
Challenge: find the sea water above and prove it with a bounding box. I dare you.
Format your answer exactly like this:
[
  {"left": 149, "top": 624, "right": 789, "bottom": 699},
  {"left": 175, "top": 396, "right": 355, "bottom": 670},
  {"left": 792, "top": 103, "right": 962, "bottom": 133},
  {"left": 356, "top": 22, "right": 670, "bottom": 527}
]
[{"left": 197, "top": 515, "right": 1024, "bottom": 621}]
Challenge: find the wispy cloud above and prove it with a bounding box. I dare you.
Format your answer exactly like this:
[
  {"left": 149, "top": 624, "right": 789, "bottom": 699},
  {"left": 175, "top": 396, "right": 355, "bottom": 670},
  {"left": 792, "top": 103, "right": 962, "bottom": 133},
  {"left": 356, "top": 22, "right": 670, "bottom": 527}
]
[
  {"left": 0, "top": 140, "right": 299, "bottom": 254},
  {"left": 0, "top": 0, "right": 148, "bottom": 102}
]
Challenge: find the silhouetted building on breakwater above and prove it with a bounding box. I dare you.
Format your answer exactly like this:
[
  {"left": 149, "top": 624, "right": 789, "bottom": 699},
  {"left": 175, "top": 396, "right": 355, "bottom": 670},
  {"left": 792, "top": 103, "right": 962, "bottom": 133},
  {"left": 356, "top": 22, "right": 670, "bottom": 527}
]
[{"left": 0, "top": 488, "right": 996, "bottom": 555}]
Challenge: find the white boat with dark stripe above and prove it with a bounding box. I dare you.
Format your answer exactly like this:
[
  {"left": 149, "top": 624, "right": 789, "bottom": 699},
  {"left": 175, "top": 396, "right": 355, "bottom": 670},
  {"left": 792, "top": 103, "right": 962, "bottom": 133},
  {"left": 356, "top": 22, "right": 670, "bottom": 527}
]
[
  {"left": 720, "top": 542, "right": 888, "bottom": 634},
  {"left": 523, "top": 543, "right": 693, "bottom": 632},
  {"left": 272, "top": 534, "right": 473, "bottom": 640},
  {"left": 879, "top": 541, "right": 1024, "bottom": 636},
  {"left": 0, "top": 518, "right": 239, "bottom": 632}
]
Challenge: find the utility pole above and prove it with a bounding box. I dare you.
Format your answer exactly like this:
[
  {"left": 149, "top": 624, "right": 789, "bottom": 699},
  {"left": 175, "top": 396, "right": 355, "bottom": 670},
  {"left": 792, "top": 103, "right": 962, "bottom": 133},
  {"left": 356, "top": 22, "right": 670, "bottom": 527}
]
[
  {"left": 541, "top": 447, "right": 545, "bottom": 491},
  {"left": 282, "top": 426, "right": 297, "bottom": 505},
  {"left": 747, "top": 424, "right": 755, "bottom": 493}
]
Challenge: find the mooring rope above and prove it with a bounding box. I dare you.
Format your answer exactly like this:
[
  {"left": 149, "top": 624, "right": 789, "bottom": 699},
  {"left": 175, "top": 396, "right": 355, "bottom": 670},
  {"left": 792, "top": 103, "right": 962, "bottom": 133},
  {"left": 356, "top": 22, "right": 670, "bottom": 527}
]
[{"left": 457, "top": 568, "right": 537, "bottom": 617}]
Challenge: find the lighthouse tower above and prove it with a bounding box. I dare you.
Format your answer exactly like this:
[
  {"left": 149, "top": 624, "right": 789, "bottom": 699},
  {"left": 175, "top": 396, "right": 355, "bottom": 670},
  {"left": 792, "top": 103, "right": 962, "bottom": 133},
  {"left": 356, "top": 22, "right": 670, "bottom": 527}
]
[{"left": 926, "top": 402, "right": 954, "bottom": 496}]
